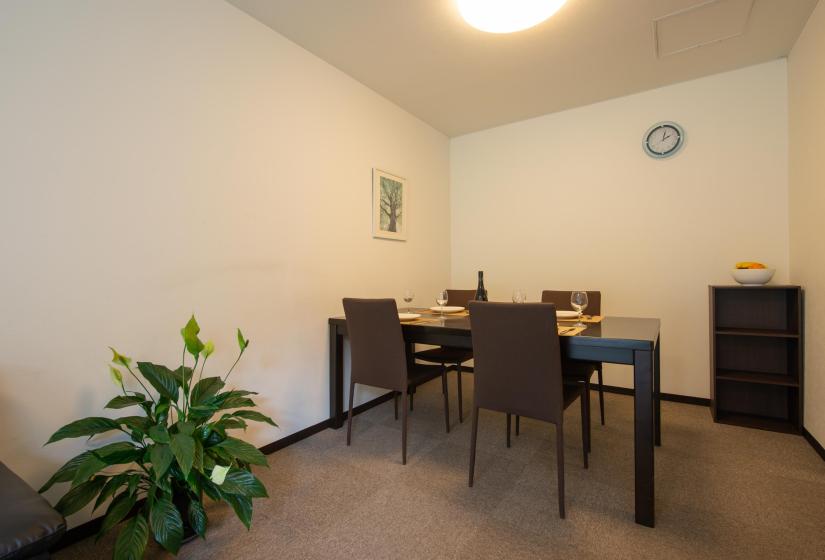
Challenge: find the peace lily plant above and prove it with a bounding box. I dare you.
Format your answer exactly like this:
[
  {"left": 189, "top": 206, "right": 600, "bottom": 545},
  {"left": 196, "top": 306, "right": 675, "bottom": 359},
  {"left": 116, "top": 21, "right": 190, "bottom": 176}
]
[{"left": 40, "top": 316, "right": 276, "bottom": 559}]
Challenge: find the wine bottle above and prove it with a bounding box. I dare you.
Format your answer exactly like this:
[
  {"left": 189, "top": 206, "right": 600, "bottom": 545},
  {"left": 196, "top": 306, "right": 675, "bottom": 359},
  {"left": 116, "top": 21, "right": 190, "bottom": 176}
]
[{"left": 475, "top": 271, "right": 488, "bottom": 301}]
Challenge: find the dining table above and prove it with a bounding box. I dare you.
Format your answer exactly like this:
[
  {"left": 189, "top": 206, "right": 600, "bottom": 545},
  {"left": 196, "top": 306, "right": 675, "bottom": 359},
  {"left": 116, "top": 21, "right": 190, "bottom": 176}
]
[{"left": 327, "top": 310, "right": 662, "bottom": 527}]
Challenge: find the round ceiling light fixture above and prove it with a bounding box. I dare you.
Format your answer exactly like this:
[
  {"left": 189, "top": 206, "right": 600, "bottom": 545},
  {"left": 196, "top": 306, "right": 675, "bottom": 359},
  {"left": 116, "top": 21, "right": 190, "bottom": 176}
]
[{"left": 456, "top": 0, "right": 568, "bottom": 34}]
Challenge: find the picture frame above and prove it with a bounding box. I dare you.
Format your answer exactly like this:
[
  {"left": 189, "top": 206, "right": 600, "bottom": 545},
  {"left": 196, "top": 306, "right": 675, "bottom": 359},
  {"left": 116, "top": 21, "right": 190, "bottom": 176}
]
[{"left": 372, "top": 168, "right": 407, "bottom": 241}]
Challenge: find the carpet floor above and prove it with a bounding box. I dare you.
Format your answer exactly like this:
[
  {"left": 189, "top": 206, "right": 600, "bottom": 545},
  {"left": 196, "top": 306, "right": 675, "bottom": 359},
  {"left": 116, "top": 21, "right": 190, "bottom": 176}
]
[{"left": 56, "top": 378, "right": 825, "bottom": 559}]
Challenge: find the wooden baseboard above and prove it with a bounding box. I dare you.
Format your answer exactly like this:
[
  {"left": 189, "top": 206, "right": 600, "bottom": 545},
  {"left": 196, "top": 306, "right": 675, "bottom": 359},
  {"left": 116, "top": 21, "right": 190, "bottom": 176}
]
[
  {"left": 599, "top": 384, "right": 711, "bottom": 407},
  {"left": 802, "top": 428, "right": 825, "bottom": 462},
  {"left": 53, "top": 391, "right": 394, "bottom": 552}
]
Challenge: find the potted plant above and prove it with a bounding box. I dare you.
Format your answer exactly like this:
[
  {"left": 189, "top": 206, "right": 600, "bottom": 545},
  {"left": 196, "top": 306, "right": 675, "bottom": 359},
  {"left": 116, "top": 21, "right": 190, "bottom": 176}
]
[{"left": 39, "top": 316, "right": 276, "bottom": 559}]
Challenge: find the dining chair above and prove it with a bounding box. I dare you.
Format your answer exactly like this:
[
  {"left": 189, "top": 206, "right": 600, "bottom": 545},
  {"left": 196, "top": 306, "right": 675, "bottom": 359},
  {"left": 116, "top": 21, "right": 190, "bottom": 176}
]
[
  {"left": 414, "top": 289, "right": 477, "bottom": 423},
  {"left": 541, "top": 290, "right": 604, "bottom": 430},
  {"left": 467, "top": 301, "right": 589, "bottom": 518},
  {"left": 343, "top": 298, "right": 448, "bottom": 464}
]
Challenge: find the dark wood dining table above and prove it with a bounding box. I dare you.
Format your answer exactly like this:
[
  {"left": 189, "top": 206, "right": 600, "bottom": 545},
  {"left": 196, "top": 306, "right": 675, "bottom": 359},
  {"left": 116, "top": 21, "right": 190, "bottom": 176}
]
[{"left": 327, "top": 312, "right": 662, "bottom": 527}]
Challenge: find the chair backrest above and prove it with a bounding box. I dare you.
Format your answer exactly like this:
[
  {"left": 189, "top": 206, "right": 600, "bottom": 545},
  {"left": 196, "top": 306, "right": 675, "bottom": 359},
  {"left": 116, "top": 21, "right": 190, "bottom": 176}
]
[
  {"left": 468, "top": 301, "right": 564, "bottom": 424},
  {"left": 447, "top": 289, "right": 478, "bottom": 308},
  {"left": 342, "top": 298, "right": 407, "bottom": 391},
  {"left": 541, "top": 290, "right": 601, "bottom": 315}
]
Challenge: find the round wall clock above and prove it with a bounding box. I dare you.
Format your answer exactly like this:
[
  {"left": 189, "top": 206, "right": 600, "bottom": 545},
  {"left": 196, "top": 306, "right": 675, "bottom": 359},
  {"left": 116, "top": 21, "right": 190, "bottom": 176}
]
[{"left": 643, "top": 121, "right": 685, "bottom": 159}]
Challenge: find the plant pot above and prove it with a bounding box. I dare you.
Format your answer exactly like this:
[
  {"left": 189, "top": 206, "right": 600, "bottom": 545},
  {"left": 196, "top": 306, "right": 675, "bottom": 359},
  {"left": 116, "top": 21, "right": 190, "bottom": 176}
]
[{"left": 172, "top": 491, "right": 199, "bottom": 545}]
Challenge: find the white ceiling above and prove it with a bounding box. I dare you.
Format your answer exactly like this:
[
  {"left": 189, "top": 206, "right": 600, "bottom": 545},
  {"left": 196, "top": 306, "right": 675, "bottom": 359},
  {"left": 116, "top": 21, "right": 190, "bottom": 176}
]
[{"left": 227, "top": 0, "right": 818, "bottom": 136}]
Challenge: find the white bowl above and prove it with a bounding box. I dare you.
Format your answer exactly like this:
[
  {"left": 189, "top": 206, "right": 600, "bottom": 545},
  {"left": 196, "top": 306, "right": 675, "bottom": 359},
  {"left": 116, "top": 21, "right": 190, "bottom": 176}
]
[{"left": 731, "top": 268, "right": 775, "bottom": 286}]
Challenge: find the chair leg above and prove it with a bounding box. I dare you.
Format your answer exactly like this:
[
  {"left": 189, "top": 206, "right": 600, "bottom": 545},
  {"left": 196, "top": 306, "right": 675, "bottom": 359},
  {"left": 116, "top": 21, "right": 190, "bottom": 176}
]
[
  {"left": 580, "top": 387, "right": 589, "bottom": 469},
  {"left": 410, "top": 391, "right": 414, "bottom": 411},
  {"left": 515, "top": 414, "right": 520, "bottom": 436},
  {"left": 456, "top": 363, "right": 464, "bottom": 423},
  {"left": 597, "top": 365, "right": 605, "bottom": 425},
  {"left": 506, "top": 413, "right": 511, "bottom": 448},
  {"left": 584, "top": 377, "right": 592, "bottom": 453},
  {"left": 402, "top": 387, "right": 408, "bottom": 465},
  {"left": 556, "top": 423, "right": 565, "bottom": 519},
  {"left": 346, "top": 381, "right": 355, "bottom": 446},
  {"left": 441, "top": 366, "right": 451, "bottom": 433},
  {"left": 469, "top": 406, "right": 480, "bottom": 487},
  {"left": 394, "top": 392, "right": 398, "bottom": 420}
]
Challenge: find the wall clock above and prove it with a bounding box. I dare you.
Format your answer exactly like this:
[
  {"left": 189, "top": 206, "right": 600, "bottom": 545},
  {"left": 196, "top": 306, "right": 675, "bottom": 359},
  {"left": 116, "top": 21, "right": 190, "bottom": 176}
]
[{"left": 643, "top": 121, "right": 684, "bottom": 158}]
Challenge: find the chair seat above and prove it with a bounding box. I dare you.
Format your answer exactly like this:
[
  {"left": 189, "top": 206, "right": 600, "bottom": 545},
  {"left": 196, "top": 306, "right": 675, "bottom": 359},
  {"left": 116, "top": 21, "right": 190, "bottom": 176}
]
[
  {"left": 407, "top": 363, "right": 444, "bottom": 388},
  {"left": 415, "top": 346, "right": 473, "bottom": 365},
  {"left": 562, "top": 360, "right": 598, "bottom": 381},
  {"left": 0, "top": 462, "right": 66, "bottom": 560}
]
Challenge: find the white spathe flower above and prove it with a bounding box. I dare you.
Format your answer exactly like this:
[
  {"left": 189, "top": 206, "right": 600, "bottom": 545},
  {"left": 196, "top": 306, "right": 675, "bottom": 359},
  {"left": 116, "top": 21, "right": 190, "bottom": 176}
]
[{"left": 210, "top": 465, "right": 230, "bottom": 485}]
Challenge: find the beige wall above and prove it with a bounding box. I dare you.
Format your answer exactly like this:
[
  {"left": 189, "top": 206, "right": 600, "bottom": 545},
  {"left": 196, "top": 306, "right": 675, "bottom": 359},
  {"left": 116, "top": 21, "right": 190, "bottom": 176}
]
[
  {"left": 0, "top": 0, "right": 450, "bottom": 526},
  {"left": 789, "top": 1, "right": 825, "bottom": 443},
  {"left": 451, "top": 61, "right": 790, "bottom": 398}
]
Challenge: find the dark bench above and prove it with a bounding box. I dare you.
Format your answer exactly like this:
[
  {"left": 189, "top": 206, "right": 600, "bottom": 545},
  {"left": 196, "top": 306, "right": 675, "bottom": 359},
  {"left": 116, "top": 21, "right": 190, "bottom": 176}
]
[{"left": 0, "top": 462, "right": 65, "bottom": 560}]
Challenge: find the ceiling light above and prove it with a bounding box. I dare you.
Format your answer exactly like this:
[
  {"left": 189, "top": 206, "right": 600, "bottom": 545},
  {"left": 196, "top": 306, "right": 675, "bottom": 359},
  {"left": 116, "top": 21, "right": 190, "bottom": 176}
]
[{"left": 456, "top": 0, "right": 567, "bottom": 34}]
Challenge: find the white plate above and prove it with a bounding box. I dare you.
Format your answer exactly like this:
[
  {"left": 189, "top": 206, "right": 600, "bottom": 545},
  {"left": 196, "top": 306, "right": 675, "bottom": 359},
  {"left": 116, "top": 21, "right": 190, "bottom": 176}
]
[
  {"left": 398, "top": 313, "right": 421, "bottom": 322},
  {"left": 556, "top": 310, "right": 579, "bottom": 319},
  {"left": 429, "top": 306, "right": 465, "bottom": 313}
]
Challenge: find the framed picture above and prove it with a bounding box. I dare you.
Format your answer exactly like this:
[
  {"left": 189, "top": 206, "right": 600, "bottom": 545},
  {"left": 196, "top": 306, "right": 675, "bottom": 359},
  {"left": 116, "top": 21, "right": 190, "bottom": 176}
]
[{"left": 372, "top": 168, "right": 407, "bottom": 241}]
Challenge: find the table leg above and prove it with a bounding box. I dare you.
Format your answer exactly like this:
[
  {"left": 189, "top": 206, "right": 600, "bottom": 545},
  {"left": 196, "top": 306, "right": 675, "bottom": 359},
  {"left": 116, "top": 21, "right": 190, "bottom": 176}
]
[
  {"left": 329, "top": 324, "right": 344, "bottom": 429},
  {"left": 654, "top": 334, "right": 661, "bottom": 447},
  {"left": 634, "top": 349, "right": 655, "bottom": 527}
]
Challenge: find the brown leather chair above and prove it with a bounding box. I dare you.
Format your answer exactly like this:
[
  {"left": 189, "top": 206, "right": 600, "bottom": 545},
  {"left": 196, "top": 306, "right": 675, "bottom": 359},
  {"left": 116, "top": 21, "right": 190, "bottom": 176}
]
[
  {"left": 467, "top": 302, "right": 589, "bottom": 518},
  {"left": 414, "top": 289, "right": 477, "bottom": 422},
  {"left": 343, "top": 298, "right": 449, "bottom": 464},
  {"left": 541, "top": 290, "right": 605, "bottom": 428}
]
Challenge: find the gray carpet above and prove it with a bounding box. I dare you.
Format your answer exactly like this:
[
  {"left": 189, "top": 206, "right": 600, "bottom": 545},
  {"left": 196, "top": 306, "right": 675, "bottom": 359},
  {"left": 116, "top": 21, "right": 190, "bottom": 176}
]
[{"left": 57, "top": 377, "right": 825, "bottom": 559}]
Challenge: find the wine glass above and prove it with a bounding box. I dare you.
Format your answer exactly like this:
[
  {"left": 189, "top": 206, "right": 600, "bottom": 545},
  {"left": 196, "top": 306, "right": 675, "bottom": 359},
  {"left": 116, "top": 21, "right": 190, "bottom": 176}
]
[
  {"left": 403, "top": 289, "right": 415, "bottom": 312},
  {"left": 570, "top": 291, "right": 589, "bottom": 328},
  {"left": 512, "top": 288, "right": 526, "bottom": 303},
  {"left": 436, "top": 290, "right": 448, "bottom": 316}
]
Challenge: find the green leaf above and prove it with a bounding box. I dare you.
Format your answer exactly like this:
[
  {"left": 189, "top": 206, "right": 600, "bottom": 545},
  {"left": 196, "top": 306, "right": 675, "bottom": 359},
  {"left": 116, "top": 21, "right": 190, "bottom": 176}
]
[
  {"left": 117, "top": 416, "right": 151, "bottom": 435},
  {"left": 170, "top": 366, "right": 193, "bottom": 387},
  {"left": 220, "top": 469, "right": 268, "bottom": 498},
  {"left": 46, "top": 417, "right": 121, "bottom": 444},
  {"left": 150, "top": 443, "right": 174, "bottom": 480},
  {"left": 215, "top": 437, "right": 267, "bottom": 466},
  {"left": 231, "top": 410, "right": 278, "bottom": 427},
  {"left": 136, "top": 362, "right": 180, "bottom": 401},
  {"left": 114, "top": 513, "right": 149, "bottom": 560},
  {"left": 39, "top": 451, "right": 92, "bottom": 493},
  {"left": 109, "top": 347, "right": 132, "bottom": 368},
  {"left": 93, "top": 441, "right": 142, "bottom": 465},
  {"left": 93, "top": 473, "right": 128, "bottom": 511},
  {"left": 149, "top": 494, "right": 184, "bottom": 554},
  {"left": 191, "top": 377, "right": 225, "bottom": 406},
  {"left": 221, "top": 492, "right": 252, "bottom": 529},
  {"left": 202, "top": 340, "right": 215, "bottom": 358},
  {"left": 176, "top": 421, "right": 196, "bottom": 436},
  {"left": 236, "top": 328, "right": 249, "bottom": 351},
  {"left": 170, "top": 433, "right": 196, "bottom": 477},
  {"left": 148, "top": 425, "right": 170, "bottom": 444},
  {"left": 71, "top": 454, "right": 106, "bottom": 486},
  {"left": 181, "top": 315, "right": 205, "bottom": 357},
  {"left": 216, "top": 396, "right": 256, "bottom": 410},
  {"left": 105, "top": 395, "right": 146, "bottom": 409},
  {"left": 54, "top": 476, "right": 107, "bottom": 516},
  {"left": 98, "top": 490, "right": 137, "bottom": 539},
  {"left": 188, "top": 499, "right": 207, "bottom": 538}
]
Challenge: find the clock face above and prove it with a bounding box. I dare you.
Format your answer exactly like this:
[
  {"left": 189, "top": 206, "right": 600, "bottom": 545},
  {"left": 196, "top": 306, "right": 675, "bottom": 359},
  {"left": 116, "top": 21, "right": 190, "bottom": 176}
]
[{"left": 643, "top": 122, "right": 684, "bottom": 158}]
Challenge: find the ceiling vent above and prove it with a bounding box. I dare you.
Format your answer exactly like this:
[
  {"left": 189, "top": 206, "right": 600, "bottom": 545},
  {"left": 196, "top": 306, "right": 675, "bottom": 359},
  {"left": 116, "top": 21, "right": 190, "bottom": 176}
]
[{"left": 654, "top": 0, "right": 754, "bottom": 58}]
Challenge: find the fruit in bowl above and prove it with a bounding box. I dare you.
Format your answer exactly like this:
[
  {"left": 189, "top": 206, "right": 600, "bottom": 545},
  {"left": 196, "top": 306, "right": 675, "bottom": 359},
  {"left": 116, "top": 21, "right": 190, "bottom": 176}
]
[
  {"left": 731, "top": 262, "right": 775, "bottom": 285},
  {"left": 735, "top": 261, "right": 767, "bottom": 269}
]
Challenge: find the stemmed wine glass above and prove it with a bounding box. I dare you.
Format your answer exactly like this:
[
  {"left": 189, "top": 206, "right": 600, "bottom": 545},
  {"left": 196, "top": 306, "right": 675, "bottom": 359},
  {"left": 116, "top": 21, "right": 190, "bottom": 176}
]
[
  {"left": 570, "top": 291, "right": 589, "bottom": 328},
  {"left": 512, "top": 288, "right": 526, "bottom": 303},
  {"left": 403, "top": 289, "right": 415, "bottom": 312},
  {"left": 436, "top": 289, "right": 448, "bottom": 317}
]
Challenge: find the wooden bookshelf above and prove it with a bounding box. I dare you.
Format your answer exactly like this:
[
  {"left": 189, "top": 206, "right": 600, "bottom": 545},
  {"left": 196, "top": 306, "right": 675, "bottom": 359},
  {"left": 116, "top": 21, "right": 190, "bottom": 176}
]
[{"left": 709, "top": 285, "right": 803, "bottom": 433}]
